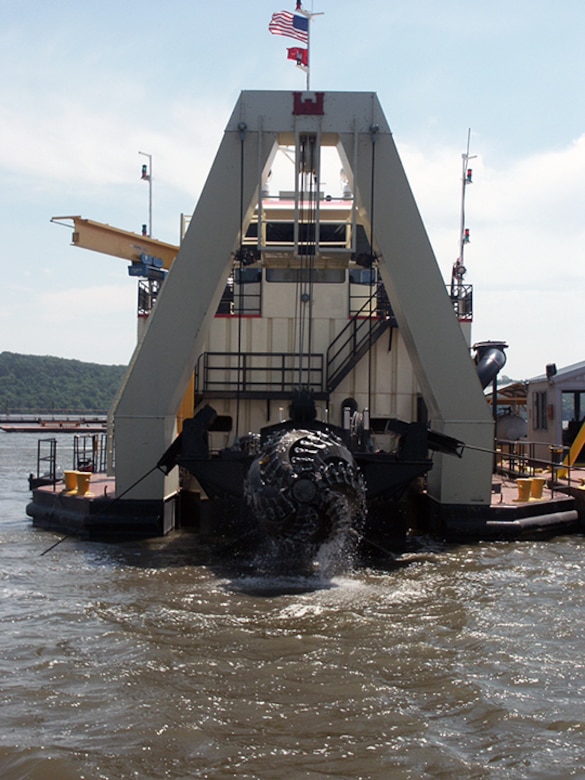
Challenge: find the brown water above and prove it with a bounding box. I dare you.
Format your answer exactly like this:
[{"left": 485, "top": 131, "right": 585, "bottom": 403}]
[{"left": 2, "top": 433, "right": 585, "bottom": 779}]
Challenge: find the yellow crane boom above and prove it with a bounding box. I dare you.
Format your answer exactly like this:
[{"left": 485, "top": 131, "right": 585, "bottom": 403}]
[{"left": 51, "top": 216, "right": 178, "bottom": 269}]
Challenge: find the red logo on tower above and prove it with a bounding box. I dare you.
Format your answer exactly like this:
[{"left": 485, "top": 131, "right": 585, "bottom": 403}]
[{"left": 293, "top": 92, "right": 325, "bottom": 115}]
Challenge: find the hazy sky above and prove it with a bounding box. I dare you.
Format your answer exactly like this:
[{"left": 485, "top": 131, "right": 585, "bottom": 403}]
[{"left": 1, "top": 0, "right": 583, "bottom": 380}]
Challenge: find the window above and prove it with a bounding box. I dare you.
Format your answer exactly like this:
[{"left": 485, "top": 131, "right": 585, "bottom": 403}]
[
  {"left": 265, "top": 268, "right": 345, "bottom": 284},
  {"left": 216, "top": 268, "right": 262, "bottom": 316},
  {"left": 263, "top": 221, "right": 349, "bottom": 249},
  {"left": 561, "top": 390, "right": 585, "bottom": 449},
  {"left": 533, "top": 390, "right": 548, "bottom": 431}
]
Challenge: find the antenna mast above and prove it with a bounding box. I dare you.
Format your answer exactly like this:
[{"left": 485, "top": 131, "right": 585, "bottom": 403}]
[
  {"left": 451, "top": 129, "right": 476, "bottom": 298},
  {"left": 298, "top": 4, "right": 324, "bottom": 90}
]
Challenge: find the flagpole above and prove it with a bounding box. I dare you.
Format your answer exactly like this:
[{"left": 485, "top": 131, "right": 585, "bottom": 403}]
[
  {"left": 269, "top": 5, "right": 322, "bottom": 87},
  {"left": 301, "top": 8, "right": 323, "bottom": 89},
  {"left": 306, "top": 16, "right": 310, "bottom": 89}
]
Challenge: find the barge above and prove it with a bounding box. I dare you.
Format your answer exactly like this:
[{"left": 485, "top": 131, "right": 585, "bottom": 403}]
[
  {"left": 3, "top": 418, "right": 106, "bottom": 434},
  {"left": 27, "top": 90, "right": 580, "bottom": 567}
]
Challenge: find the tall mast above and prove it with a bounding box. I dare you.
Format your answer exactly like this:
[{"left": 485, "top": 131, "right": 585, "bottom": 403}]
[
  {"left": 451, "top": 129, "right": 476, "bottom": 298},
  {"left": 459, "top": 129, "right": 475, "bottom": 276},
  {"left": 293, "top": 2, "right": 324, "bottom": 89},
  {"left": 139, "top": 151, "right": 153, "bottom": 237},
  {"left": 305, "top": 9, "right": 311, "bottom": 89}
]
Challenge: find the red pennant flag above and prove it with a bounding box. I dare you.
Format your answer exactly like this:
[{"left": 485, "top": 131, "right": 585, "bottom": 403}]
[{"left": 287, "top": 47, "right": 308, "bottom": 67}]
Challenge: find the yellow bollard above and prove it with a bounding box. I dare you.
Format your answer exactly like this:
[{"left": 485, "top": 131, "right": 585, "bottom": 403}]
[
  {"left": 75, "top": 471, "right": 92, "bottom": 497},
  {"left": 63, "top": 470, "right": 78, "bottom": 493},
  {"left": 530, "top": 477, "right": 546, "bottom": 500},
  {"left": 515, "top": 478, "right": 533, "bottom": 502}
]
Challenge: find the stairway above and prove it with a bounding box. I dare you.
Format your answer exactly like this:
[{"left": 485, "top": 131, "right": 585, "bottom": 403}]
[{"left": 326, "top": 287, "right": 394, "bottom": 392}]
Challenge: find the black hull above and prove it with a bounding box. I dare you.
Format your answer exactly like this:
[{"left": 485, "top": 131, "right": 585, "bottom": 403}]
[{"left": 171, "top": 411, "right": 434, "bottom": 571}]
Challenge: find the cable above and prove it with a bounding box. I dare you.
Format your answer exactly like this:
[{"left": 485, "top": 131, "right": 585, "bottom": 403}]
[
  {"left": 234, "top": 122, "right": 247, "bottom": 440},
  {"left": 39, "top": 464, "right": 161, "bottom": 556},
  {"left": 367, "top": 125, "right": 379, "bottom": 414},
  {"left": 306, "top": 136, "right": 317, "bottom": 389}
]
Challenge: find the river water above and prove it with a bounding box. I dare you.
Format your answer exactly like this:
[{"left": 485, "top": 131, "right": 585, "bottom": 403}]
[{"left": 2, "top": 432, "right": 585, "bottom": 779}]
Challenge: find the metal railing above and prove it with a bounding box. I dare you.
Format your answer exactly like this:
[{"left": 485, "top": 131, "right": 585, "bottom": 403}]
[
  {"left": 216, "top": 272, "right": 262, "bottom": 316},
  {"left": 73, "top": 433, "right": 108, "bottom": 473},
  {"left": 495, "top": 438, "right": 572, "bottom": 487},
  {"left": 447, "top": 283, "right": 473, "bottom": 321},
  {"left": 30, "top": 434, "right": 108, "bottom": 492},
  {"left": 33, "top": 438, "right": 57, "bottom": 487},
  {"left": 195, "top": 351, "right": 324, "bottom": 398},
  {"left": 326, "top": 286, "right": 394, "bottom": 392}
]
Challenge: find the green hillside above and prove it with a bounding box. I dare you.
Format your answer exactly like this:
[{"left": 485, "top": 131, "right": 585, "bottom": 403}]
[{"left": 0, "top": 352, "right": 127, "bottom": 414}]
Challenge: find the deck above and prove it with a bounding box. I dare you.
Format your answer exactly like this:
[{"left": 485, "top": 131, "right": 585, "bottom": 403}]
[
  {"left": 26, "top": 468, "right": 585, "bottom": 545},
  {"left": 429, "top": 470, "right": 584, "bottom": 543},
  {"left": 26, "top": 474, "right": 172, "bottom": 540}
]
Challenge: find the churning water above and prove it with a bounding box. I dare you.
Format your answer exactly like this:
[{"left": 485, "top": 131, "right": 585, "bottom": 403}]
[{"left": 2, "top": 432, "right": 585, "bottom": 779}]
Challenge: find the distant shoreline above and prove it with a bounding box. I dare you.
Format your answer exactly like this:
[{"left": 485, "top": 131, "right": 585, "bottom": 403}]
[{"left": 1, "top": 415, "right": 107, "bottom": 433}]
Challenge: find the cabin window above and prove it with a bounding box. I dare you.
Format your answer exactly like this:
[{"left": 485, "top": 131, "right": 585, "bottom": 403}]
[
  {"left": 319, "top": 223, "right": 347, "bottom": 245},
  {"left": 216, "top": 268, "right": 262, "bottom": 316},
  {"left": 533, "top": 390, "right": 548, "bottom": 431},
  {"left": 262, "top": 221, "right": 349, "bottom": 249},
  {"left": 561, "top": 391, "right": 585, "bottom": 451},
  {"left": 348, "top": 268, "right": 394, "bottom": 324},
  {"left": 265, "top": 222, "right": 294, "bottom": 244},
  {"left": 265, "top": 268, "right": 345, "bottom": 284},
  {"left": 349, "top": 268, "right": 377, "bottom": 285},
  {"left": 245, "top": 222, "right": 258, "bottom": 239},
  {"left": 349, "top": 267, "right": 377, "bottom": 315}
]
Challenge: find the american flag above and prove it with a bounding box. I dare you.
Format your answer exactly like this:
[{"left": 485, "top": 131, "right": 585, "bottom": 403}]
[{"left": 269, "top": 10, "right": 309, "bottom": 44}]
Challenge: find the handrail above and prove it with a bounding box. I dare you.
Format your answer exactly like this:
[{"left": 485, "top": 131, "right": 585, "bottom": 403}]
[
  {"left": 34, "top": 438, "right": 57, "bottom": 490},
  {"left": 326, "top": 285, "right": 394, "bottom": 391},
  {"left": 74, "top": 433, "right": 108, "bottom": 473},
  {"left": 329, "top": 284, "right": 392, "bottom": 350},
  {"left": 495, "top": 438, "right": 573, "bottom": 490},
  {"left": 196, "top": 351, "right": 324, "bottom": 396},
  {"left": 446, "top": 282, "right": 473, "bottom": 321}
]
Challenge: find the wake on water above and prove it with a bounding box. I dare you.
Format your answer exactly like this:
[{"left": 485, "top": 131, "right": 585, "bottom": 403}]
[{"left": 221, "top": 508, "right": 362, "bottom": 596}]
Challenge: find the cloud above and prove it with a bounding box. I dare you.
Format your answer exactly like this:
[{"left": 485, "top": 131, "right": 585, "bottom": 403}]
[
  {"left": 402, "top": 132, "right": 585, "bottom": 282},
  {"left": 0, "top": 93, "right": 230, "bottom": 192},
  {"left": 395, "top": 132, "right": 585, "bottom": 378},
  {"left": 2, "top": 38, "right": 583, "bottom": 379}
]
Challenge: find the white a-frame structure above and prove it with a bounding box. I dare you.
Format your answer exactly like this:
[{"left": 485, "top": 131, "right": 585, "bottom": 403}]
[{"left": 113, "top": 91, "right": 494, "bottom": 509}]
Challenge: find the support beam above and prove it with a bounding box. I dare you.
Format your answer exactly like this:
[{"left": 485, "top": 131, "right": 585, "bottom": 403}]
[
  {"left": 113, "top": 90, "right": 493, "bottom": 505},
  {"left": 114, "top": 104, "right": 278, "bottom": 498},
  {"left": 338, "top": 121, "right": 493, "bottom": 505},
  {"left": 51, "top": 216, "right": 179, "bottom": 268}
]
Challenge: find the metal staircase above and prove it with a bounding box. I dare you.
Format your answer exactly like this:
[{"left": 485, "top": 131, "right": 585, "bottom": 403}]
[
  {"left": 195, "top": 286, "right": 395, "bottom": 401},
  {"left": 326, "top": 285, "right": 395, "bottom": 392}
]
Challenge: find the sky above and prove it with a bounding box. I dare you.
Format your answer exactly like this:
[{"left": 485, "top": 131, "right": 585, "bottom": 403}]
[{"left": 1, "top": 0, "right": 584, "bottom": 381}]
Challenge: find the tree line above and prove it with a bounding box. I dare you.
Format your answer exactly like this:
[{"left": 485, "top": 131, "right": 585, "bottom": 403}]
[{"left": 0, "top": 352, "right": 127, "bottom": 414}]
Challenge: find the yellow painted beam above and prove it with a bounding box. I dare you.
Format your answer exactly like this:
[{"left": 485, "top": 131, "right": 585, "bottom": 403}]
[
  {"left": 567, "top": 419, "right": 585, "bottom": 466},
  {"left": 558, "top": 418, "right": 585, "bottom": 477},
  {"left": 51, "top": 216, "right": 178, "bottom": 270},
  {"left": 176, "top": 374, "right": 195, "bottom": 434}
]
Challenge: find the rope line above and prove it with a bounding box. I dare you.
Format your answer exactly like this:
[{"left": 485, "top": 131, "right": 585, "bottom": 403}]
[
  {"left": 367, "top": 126, "right": 378, "bottom": 413},
  {"left": 234, "top": 123, "right": 247, "bottom": 439},
  {"left": 39, "top": 464, "right": 161, "bottom": 556}
]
